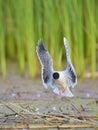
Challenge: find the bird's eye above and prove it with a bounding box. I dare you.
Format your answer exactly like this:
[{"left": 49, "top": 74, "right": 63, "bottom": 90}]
[{"left": 53, "top": 72, "right": 59, "bottom": 80}]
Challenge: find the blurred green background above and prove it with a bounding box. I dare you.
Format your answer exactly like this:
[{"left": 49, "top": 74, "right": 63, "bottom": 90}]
[{"left": 0, "top": 0, "right": 97, "bottom": 79}]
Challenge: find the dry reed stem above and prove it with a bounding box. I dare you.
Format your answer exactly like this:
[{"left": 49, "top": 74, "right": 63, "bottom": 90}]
[
  {"left": 7, "top": 103, "right": 98, "bottom": 126},
  {"left": 4, "top": 103, "right": 52, "bottom": 125},
  {"left": 1, "top": 103, "right": 98, "bottom": 127},
  {"left": 4, "top": 104, "right": 26, "bottom": 119},
  {"left": 43, "top": 114, "right": 98, "bottom": 126},
  {"left": 0, "top": 124, "right": 98, "bottom": 129}
]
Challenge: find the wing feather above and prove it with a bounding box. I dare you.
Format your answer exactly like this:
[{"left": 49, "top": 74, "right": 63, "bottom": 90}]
[
  {"left": 64, "top": 37, "right": 77, "bottom": 88},
  {"left": 36, "top": 40, "right": 59, "bottom": 94}
]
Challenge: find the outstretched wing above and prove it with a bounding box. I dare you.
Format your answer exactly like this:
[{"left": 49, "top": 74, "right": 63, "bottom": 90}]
[
  {"left": 36, "top": 40, "right": 59, "bottom": 94},
  {"left": 64, "top": 37, "right": 77, "bottom": 88}
]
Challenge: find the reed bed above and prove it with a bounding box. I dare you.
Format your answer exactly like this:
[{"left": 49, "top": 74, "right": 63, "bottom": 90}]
[
  {"left": 0, "top": 102, "right": 98, "bottom": 128},
  {"left": 0, "top": 0, "right": 97, "bottom": 78}
]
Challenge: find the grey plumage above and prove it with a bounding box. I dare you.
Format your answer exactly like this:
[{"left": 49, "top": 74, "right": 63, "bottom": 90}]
[
  {"left": 63, "top": 38, "right": 77, "bottom": 88},
  {"left": 37, "top": 40, "right": 59, "bottom": 94},
  {"left": 36, "top": 37, "right": 77, "bottom": 97}
]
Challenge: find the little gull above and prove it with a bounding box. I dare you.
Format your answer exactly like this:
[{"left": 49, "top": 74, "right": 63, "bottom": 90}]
[{"left": 36, "top": 37, "right": 77, "bottom": 97}]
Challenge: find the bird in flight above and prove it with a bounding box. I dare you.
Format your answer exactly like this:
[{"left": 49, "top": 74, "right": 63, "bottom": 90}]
[{"left": 36, "top": 37, "right": 77, "bottom": 97}]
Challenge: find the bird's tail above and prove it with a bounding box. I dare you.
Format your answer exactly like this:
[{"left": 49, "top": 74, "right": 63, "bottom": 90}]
[{"left": 63, "top": 37, "right": 71, "bottom": 63}]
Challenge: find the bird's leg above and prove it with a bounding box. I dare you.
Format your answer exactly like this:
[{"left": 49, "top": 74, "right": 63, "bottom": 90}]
[
  {"left": 62, "top": 88, "right": 66, "bottom": 93},
  {"left": 59, "top": 88, "right": 66, "bottom": 96}
]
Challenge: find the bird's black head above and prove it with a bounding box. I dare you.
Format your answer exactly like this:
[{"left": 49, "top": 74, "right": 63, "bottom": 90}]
[{"left": 53, "top": 72, "right": 59, "bottom": 80}]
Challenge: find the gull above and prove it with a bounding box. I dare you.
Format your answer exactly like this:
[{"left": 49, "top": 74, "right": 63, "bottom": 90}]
[{"left": 36, "top": 37, "right": 77, "bottom": 97}]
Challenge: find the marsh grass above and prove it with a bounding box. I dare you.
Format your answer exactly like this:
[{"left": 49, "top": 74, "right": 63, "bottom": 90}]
[
  {"left": 86, "top": 0, "right": 96, "bottom": 78},
  {"left": 0, "top": 0, "right": 97, "bottom": 78},
  {"left": 13, "top": 0, "right": 26, "bottom": 76},
  {"left": 5, "top": 0, "right": 16, "bottom": 60},
  {"left": 0, "top": 0, "right": 6, "bottom": 78}
]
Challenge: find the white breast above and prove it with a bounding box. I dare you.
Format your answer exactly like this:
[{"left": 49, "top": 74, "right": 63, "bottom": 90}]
[{"left": 57, "top": 71, "right": 67, "bottom": 87}]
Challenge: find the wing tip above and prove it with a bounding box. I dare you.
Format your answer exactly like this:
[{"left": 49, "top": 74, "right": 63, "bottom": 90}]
[
  {"left": 37, "top": 39, "right": 46, "bottom": 52},
  {"left": 64, "top": 37, "right": 67, "bottom": 41},
  {"left": 63, "top": 37, "right": 67, "bottom": 45}
]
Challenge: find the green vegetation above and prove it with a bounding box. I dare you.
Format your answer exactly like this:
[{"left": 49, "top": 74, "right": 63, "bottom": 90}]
[{"left": 0, "top": 0, "right": 97, "bottom": 78}]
